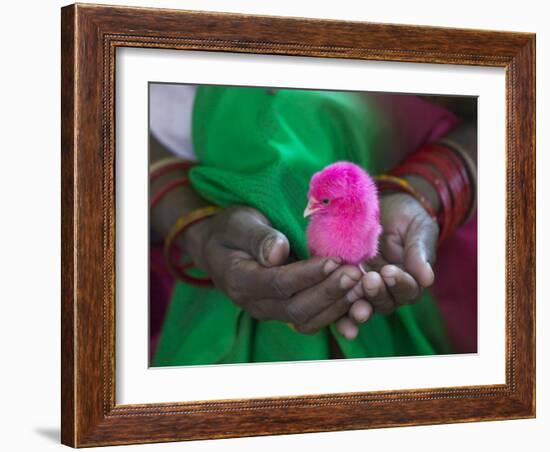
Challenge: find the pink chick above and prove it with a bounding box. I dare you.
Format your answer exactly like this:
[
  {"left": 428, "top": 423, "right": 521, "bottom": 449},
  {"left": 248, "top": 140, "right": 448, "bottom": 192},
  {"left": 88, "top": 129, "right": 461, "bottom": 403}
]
[{"left": 304, "top": 161, "right": 382, "bottom": 267}]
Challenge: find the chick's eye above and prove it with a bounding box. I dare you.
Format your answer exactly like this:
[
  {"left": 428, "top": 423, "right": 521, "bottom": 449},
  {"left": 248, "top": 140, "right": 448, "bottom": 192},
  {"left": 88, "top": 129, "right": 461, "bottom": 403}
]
[{"left": 321, "top": 199, "right": 330, "bottom": 205}]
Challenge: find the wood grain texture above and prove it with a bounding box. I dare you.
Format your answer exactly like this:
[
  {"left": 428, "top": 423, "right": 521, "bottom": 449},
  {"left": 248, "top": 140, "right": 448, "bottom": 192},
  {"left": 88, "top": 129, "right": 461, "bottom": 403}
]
[
  {"left": 60, "top": 3, "right": 536, "bottom": 447},
  {"left": 60, "top": 5, "right": 76, "bottom": 446}
]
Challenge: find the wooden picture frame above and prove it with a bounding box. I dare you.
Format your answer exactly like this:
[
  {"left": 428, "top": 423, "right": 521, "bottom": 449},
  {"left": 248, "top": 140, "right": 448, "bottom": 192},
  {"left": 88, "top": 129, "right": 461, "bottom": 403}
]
[{"left": 61, "top": 3, "right": 535, "bottom": 447}]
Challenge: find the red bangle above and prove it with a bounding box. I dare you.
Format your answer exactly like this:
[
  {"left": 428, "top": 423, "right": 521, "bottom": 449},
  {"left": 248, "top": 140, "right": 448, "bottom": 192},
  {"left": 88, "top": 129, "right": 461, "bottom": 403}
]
[
  {"left": 391, "top": 162, "right": 453, "bottom": 243},
  {"left": 408, "top": 154, "right": 462, "bottom": 242},
  {"left": 386, "top": 141, "right": 473, "bottom": 244},
  {"left": 414, "top": 146, "right": 469, "bottom": 236},
  {"left": 432, "top": 144, "right": 473, "bottom": 215},
  {"left": 170, "top": 254, "right": 213, "bottom": 287},
  {"left": 150, "top": 160, "right": 194, "bottom": 183},
  {"left": 150, "top": 177, "right": 190, "bottom": 210},
  {"left": 164, "top": 206, "right": 223, "bottom": 287}
]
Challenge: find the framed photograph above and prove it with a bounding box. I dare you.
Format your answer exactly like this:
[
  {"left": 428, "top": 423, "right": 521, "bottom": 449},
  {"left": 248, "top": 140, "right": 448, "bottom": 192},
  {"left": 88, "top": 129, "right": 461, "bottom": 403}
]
[{"left": 61, "top": 3, "right": 535, "bottom": 447}]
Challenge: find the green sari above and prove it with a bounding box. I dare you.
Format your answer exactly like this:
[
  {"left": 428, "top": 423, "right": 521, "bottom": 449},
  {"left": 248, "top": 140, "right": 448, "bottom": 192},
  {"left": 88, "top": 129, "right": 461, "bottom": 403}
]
[{"left": 153, "top": 86, "right": 452, "bottom": 366}]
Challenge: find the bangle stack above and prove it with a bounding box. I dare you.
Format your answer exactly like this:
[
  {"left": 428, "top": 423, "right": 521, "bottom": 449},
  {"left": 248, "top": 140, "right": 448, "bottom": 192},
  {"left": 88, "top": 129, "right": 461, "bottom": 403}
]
[
  {"left": 163, "top": 206, "right": 222, "bottom": 287},
  {"left": 375, "top": 174, "right": 437, "bottom": 221},
  {"left": 437, "top": 137, "right": 477, "bottom": 222},
  {"left": 150, "top": 157, "right": 221, "bottom": 286},
  {"left": 150, "top": 158, "right": 194, "bottom": 210},
  {"left": 376, "top": 142, "right": 474, "bottom": 244}
]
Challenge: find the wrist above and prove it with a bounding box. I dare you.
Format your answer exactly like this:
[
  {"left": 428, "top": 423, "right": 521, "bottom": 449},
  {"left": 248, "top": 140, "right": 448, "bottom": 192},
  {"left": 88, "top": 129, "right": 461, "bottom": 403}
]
[
  {"left": 177, "top": 215, "right": 215, "bottom": 271},
  {"left": 404, "top": 175, "right": 441, "bottom": 215},
  {"left": 377, "top": 140, "right": 473, "bottom": 245}
]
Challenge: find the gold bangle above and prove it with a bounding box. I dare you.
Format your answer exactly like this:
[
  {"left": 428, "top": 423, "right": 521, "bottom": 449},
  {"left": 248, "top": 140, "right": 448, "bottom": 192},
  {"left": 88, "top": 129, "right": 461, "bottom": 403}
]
[
  {"left": 164, "top": 206, "right": 222, "bottom": 286},
  {"left": 374, "top": 174, "right": 438, "bottom": 220},
  {"left": 149, "top": 157, "right": 188, "bottom": 175}
]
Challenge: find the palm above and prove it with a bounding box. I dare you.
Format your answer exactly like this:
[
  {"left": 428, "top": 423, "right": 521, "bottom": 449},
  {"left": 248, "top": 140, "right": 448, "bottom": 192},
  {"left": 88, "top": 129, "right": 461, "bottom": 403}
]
[
  {"left": 367, "top": 192, "right": 438, "bottom": 274},
  {"left": 338, "top": 192, "right": 439, "bottom": 328}
]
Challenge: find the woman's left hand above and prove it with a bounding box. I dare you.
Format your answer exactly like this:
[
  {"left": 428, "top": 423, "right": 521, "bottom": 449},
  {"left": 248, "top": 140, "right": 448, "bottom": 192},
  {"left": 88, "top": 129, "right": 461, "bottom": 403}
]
[{"left": 336, "top": 192, "right": 439, "bottom": 339}]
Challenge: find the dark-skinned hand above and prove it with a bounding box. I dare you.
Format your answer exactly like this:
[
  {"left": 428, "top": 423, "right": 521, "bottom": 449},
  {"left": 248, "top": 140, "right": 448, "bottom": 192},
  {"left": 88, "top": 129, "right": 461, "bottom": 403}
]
[
  {"left": 336, "top": 192, "right": 439, "bottom": 339},
  {"left": 181, "top": 206, "right": 368, "bottom": 336}
]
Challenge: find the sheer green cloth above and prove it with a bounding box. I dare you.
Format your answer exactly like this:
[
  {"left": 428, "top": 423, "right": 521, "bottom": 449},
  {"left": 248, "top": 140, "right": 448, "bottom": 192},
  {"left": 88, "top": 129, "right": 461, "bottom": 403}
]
[{"left": 153, "top": 86, "right": 452, "bottom": 366}]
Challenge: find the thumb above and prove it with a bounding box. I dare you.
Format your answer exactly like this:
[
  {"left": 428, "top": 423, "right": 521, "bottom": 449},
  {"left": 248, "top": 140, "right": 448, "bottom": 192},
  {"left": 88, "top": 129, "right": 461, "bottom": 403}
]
[
  {"left": 404, "top": 219, "right": 438, "bottom": 288},
  {"left": 225, "top": 207, "right": 290, "bottom": 267},
  {"left": 255, "top": 226, "right": 290, "bottom": 267}
]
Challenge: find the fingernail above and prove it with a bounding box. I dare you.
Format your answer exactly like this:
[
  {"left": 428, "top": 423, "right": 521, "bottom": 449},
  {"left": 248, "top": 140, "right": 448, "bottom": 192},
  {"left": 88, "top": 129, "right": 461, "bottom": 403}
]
[
  {"left": 356, "top": 304, "right": 373, "bottom": 323},
  {"left": 381, "top": 265, "right": 397, "bottom": 278},
  {"left": 345, "top": 329, "right": 357, "bottom": 340},
  {"left": 356, "top": 313, "right": 368, "bottom": 323},
  {"left": 340, "top": 274, "right": 357, "bottom": 290},
  {"left": 323, "top": 259, "right": 340, "bottom": 275},
  {"left": 385, "top": 277, "right": 396, "bottom": 287},
  {"left": 423, "top": 264, "right": 435, "bottom": 287},
  {"left": 262, "top": 237, "right": 276, "bottom": 263},
  {"left": 346, "top": 287, "right": 361, "bottom": 303},
  {"left": 364, "top": 273, "right": 379, "bottom": 292},
  {"left": 366, "top": 287, "right": 378, "bottom": 297}
]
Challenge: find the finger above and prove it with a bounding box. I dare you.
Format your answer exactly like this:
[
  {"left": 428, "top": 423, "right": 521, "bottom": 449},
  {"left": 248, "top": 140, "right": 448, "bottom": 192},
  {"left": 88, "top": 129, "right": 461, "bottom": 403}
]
[
  {"left": 295, "top": 285, "right": 366, "bottom": 334},
  {"left": 293, "top": 295, "right": 351, "bottom": 335},
  {"left": 335, "top": 316, "right": 359, "bottom": 340},
  {"left": 361, "top": 271, "right": 396, "bottom": 315},
  {"left": 345, "top": 282, "right": 364, "bottom": 304},
  {"left": 349, "top": 300, "right": 374, "bottom": 324},
  {"left": 379, "top": 231, "right": 405, "bottom": 265},
  {"left": 240, "top": 297, "right": 292, "bottom": 323},
  {"left": 223, "top": 207, "right": 290, "bottom": 266},
  {"left": 380, "top": 265, "right": 421, "bottom": 305},
  {"left": 284, "top": 266, "right": 362, "bottom": 326},
  {"left": 404, "top": 219, "right": 438, "bottom": 288},
  {"left": 232, "top": 255, "right": 342, "bottom": 302},
  {"left": 245, "top": 292, "right": 351, "bottom": 326},
  {"left": 361, "top": 255, "right": 387, "bottom": 273}
]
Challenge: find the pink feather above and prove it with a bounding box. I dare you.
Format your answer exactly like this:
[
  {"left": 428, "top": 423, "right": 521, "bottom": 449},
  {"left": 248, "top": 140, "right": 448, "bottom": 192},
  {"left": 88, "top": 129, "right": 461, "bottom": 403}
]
[{"left": 304, "top": 161, "right": 382, "bottom": 265}]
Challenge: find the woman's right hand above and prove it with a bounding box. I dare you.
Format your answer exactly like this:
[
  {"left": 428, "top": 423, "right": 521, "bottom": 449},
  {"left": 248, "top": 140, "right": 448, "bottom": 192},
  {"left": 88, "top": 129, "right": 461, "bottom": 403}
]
[{"left": 181, "top": 206, "right": 365, "bottom": 336}]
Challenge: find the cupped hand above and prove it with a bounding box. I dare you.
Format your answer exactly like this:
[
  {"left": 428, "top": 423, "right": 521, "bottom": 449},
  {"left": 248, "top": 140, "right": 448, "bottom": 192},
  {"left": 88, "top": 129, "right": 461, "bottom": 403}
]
[
  {"left": 182, "top": 206, "right": 366, "bottom": 335},
  {"left": 336, "top": 192, "right": 439, "bottom": 339}
]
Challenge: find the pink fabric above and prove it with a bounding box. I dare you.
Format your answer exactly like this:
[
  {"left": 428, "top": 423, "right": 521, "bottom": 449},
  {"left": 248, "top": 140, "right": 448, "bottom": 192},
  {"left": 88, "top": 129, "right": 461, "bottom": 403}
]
[
  {"left": 149, "top": 244, "right": 175, "bottom": 363},
  {"left": 432, "top": 214, "right": 478, "bottom": 353},
  {"left": 371, "top": 94, "right": 460, "bottom": 171}
]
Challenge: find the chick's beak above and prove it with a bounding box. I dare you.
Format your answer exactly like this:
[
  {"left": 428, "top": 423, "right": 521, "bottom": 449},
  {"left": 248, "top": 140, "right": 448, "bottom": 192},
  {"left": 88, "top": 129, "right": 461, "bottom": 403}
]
[{"left": 303, "top": 199, "right": 320, "bottom": 218}]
